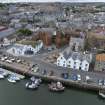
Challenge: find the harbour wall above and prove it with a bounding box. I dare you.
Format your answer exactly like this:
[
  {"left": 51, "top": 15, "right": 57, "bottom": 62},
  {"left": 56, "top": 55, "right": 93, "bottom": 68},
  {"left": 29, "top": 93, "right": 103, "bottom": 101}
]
[{"left": 0, "top": 61, "right": 105, "bottom": 92}]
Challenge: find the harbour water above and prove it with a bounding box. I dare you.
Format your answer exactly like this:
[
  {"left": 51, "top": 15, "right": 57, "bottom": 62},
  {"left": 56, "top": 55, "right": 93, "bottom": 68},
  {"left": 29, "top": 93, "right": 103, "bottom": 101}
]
[{"left": 0, "top": 79, "right": 105, "bottom": 105}]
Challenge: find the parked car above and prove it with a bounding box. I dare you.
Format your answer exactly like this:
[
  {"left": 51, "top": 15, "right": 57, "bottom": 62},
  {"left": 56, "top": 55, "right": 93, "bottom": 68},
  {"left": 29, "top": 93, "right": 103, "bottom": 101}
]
[
  {"left": 77, "top": 74, "right": 81, "bottom": 81},
  {"left": 98, "top": 79, "right": 103, "bottom": 86},
  {"left": 71, "top": 74, "right": 77, "bottom": 81},
  {"left": 61, "top": 73, "right": 69, "bottom": 79}
]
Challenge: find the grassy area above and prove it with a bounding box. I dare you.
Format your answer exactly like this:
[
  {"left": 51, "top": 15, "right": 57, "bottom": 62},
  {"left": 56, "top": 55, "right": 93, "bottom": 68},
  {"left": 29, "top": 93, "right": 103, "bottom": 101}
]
[{"left": 17, "top": 40, "right": 37, "bottom": 48}]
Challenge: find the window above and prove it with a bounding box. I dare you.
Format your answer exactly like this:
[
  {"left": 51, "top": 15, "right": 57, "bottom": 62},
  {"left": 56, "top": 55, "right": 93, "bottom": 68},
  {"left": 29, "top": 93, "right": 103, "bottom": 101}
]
[
  {"left": 74, "top": 66, "right": 76, "bottom": 69},
  {"left": 63, "top": 64, "right": 65, "bottom": 67},
  {"left": 85, "top": 64, "right": 88, "bottom": 66},
  {"left": 74, "top": 62, "right": 76, "bottom": 64},
  {"left": 69, "top": 61, "right": 71, "bottom": 63},
  {"left": 61, "top": 57, "right": 62, "bottom": 59},
  {"left": 64, "top": 61, "right": 65, "bottom": 63},
  {"left": 85, "top": 68, "right": 87, "bottom": 70},
  {"left": 68, "top": 65, "right": 70, "bottom": 67},
  {"left": 58, "top": 63, "right": 59, "bottom": 65}
]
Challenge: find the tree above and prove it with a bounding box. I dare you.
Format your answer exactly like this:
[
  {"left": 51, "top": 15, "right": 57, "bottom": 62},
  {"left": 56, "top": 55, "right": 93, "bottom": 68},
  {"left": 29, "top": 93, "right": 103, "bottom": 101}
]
[{"left": 17, "top": 29, "right": 32, "bottom": 36}]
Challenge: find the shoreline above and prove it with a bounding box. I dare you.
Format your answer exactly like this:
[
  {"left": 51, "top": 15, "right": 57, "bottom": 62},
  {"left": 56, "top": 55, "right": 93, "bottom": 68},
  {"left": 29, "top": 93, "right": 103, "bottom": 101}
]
[{"left": 0, "top": 61, "right": 105, "bottom": 92}]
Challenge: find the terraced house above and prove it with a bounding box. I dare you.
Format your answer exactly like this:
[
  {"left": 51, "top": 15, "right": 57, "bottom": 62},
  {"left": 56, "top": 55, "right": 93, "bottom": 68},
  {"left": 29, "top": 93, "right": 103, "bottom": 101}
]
[{"left": 57, "top": 51, "right": 92, "bottom": 71}]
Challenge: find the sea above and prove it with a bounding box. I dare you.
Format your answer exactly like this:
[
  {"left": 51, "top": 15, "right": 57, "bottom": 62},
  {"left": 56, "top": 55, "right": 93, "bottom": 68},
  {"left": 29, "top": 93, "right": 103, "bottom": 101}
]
[{"left": 0, "top": 79, "right": 105, "bottom": 105}]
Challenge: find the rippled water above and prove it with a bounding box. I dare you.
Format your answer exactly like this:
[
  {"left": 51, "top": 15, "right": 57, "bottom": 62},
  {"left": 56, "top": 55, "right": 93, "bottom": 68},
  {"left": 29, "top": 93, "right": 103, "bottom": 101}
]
[{"left": 0, "top": 79, "right": 105, "bottom": 105}]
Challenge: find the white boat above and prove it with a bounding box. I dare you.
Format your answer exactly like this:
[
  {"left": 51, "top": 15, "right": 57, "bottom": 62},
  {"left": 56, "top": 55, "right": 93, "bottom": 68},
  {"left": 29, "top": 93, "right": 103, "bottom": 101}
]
[
  {"left": 25, "top": 81, "right": 38, "bottom": 89},
  {"left": 0, "top": 69, "right": 8, "bottom": 76},
  {"left": 99, "top": 90, "right": 105, "bottom": 98},
  {"left": 7, "top": 77, "right": 16, "bottom": 83},
  {"left": 11, "top": 74, "right": 21, "bottom": 81},
  {"left": 0, "top": 74, "right": 4, "bottom": 79}
]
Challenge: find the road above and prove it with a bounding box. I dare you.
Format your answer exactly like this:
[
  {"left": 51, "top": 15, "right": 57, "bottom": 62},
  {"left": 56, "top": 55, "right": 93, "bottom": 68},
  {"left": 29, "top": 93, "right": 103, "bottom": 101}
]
[
  {"left": 0, "top": 47, "right": 105, "bottom": 86},
  {"left": 19, "top": 54, "right": 105, "bottom": 85}
]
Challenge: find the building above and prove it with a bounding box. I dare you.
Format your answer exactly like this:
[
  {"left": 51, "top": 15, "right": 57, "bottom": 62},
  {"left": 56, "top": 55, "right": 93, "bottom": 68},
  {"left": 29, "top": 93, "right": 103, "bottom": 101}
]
[
  {"left": 94, "top": 54, "right": 105, "bottom": 72},
  {"left": 57, "top": 51, "right": 92, "bottom": 71},
  {"left": 69, "top": 37, "right": 85, "bottom": 52},
  {"left": 0, "top": 28, "right": 16, "bottom": 39},
  {"left": 7, "top": 40, "right": 43, "bottom": 56}
]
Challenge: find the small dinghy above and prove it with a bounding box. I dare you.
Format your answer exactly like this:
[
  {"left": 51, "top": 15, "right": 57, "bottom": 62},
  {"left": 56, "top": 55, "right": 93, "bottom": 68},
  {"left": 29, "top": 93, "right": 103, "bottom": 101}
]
[{"left": 48, "top": 81, "right": 65, "bottom": 92}]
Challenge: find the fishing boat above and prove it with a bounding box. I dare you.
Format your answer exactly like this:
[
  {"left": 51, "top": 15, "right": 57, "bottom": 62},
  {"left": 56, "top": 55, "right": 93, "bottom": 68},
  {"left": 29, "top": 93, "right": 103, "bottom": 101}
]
[
  {"left": 99, "top": 90, "right": 105, "bottom": 98},
  {"left": 48, "top": 81, "right": 65, "bottom": 92},
  {"left": 25, "top": 81, "right": 38, "bottom": 89},
  {"left": 26, "top": 78, "right": 41, "bottom": 89}
]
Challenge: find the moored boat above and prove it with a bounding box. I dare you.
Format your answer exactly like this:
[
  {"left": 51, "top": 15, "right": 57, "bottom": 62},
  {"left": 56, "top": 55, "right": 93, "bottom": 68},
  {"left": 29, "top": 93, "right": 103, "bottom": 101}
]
[
  {"left": 48, "top": 81, "right": 65, "bottom": 92},
  {"left": 0, "top": 74, "right": 4, "bottom": 79},
  {"left": 0, "top": 70, "right": 8, "bottom": 77},
  {"left": 25, "top": 81, "right": 38, "bottom": 89},
  {"left": 7, "top": 77, "right": 16, "bottom": 83},
  {"left": 99, "top": 90, "right": 105, "bottom": 98},
  {"left": 10, "top": 74, "right": 21, "bottom": 81},
  {"left": 25, "top": 77, "right": 42, "bottom": 89}
]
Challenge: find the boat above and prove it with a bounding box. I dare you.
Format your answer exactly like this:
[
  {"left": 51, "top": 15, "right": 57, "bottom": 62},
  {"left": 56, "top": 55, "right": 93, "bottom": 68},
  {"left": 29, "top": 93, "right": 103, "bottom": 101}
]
[
  {"left": 26, "top": 77, "right": 42, "bottom": 89},
  {"left": 10, "top": 74, "right": 21, "bottom": 81},
  {"left": 99, "top": 90, "right": 105, "bottom": 98},
  {"left": 0, "top": 74, "right": 4, "bottom": 79},
  {"left": 7, "top": 76, "right": 16, "bottom": 83},
  {"left": 30, "top": 76, "right": 42, "bottom": 84},
  {"left": 0, "top": 70, "right": 8, "bottom": 77},
  {"left": 48, "top": 82, "right": 65, "bottom": 92},
  {"left": 25, "top": 81, "right": 38, "bottom": 89}
]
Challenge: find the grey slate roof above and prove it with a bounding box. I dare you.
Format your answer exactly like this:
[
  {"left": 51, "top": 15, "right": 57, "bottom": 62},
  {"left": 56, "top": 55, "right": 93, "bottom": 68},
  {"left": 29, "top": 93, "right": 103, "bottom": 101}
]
[
  {"left": 0, "top": 28, "right": 16, "bottom": 38},
  {"left": 62, "top": 51, "right": 92, "bottom": 63}
]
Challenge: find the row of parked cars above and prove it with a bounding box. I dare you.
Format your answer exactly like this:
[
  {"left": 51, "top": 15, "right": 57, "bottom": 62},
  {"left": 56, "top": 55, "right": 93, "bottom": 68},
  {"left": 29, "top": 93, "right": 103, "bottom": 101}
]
[
  {"left": 61, "top": 73, "right": 91, "bottom": 82},
  {"left": 0, "top": 55, "right": 23, "bottom": 64}
]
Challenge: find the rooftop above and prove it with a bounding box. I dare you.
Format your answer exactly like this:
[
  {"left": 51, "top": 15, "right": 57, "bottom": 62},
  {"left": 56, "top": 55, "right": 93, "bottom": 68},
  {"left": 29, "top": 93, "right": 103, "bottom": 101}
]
[{"left": 96, "top": 54, "right": 105, "bottom": 62}]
